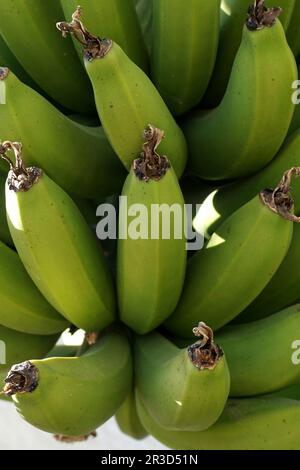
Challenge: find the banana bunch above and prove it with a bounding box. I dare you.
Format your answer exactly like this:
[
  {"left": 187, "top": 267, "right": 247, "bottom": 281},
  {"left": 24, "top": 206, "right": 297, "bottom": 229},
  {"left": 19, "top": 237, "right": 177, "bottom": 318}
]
[{"left": 1, "top": 0, "right": 300, "bottom": 450}]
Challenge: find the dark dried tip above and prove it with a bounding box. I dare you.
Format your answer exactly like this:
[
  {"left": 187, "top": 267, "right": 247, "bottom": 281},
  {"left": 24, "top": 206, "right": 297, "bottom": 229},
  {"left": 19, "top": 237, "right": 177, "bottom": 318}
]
[
  {"left": 56, "top": 6, "right": 112, "bottom": 61},
  {"left": 0, "top": 141, "right": 42, "bottom": 192},
  {"left": 54, "top": 431, "right": 97, "bottom": 443},
  {"left": 133, "top": 125, "right": 170, "bottom": 182},
  {"left": 188, "top": 322, "right": 223, "bottom": 370},
  {"left": 260, "top": 167, "right": 300, "bottom": 223},
  {"left": 0, "top": 67, "right": 9, "bottom": 80},
  {"left": 246, "top": 0, "right": 282, "bottom": 30},
  {"left": 3, "top": 361, "right": 39, "bottom": 397}
]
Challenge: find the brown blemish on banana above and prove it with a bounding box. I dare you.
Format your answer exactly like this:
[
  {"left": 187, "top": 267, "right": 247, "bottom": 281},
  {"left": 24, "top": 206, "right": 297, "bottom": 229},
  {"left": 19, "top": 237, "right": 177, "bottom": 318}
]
[
  {"left": 260, "top": 167, "right": 300, "bottom": 223},
  {"left": 54, "top": 431, "right": 97, "bottom": 443},
  {"left": 246, "top": 0, "right": 282, "bottom": 31},
  {"left": 0, "top": 141, "right": 42, "bottom": 192},
  {"left": 133, "top": 125, "right": 170, "bottom": 182},
  {"left": 56, "top": 6, "right": 112, "bottom": 61},
  {"left": 3, "top": 361, "right": 39, "bottom": 396},
  {"left": 0, "top": 67, "right": 9, "bottom": 80},
  {"left": 188, "top": 322, "right": 223, "bottom": 370}
]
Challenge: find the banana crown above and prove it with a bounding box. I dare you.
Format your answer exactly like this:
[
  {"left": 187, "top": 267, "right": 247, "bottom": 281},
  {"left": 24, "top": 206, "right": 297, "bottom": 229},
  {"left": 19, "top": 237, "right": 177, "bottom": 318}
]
[
  {"left": 56, "top": 6, "right": 112, "bottom": 61},
  {"left": 133, "top": 125, "right": 170, "bottom": 182},
  {"left": 246, "top": 0, "right": 282, "bottom": 31},
  {"left": 0, "top": 141, "right": 42, "bottom": 192}
]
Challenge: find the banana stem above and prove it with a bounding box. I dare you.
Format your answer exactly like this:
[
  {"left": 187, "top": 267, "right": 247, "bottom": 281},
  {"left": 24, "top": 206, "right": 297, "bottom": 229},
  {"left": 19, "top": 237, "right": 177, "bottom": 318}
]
[
  {"left": 56, "top": 6, "right": 112, "bottom": 60},
  {"left": 247, "top": 0, "right": 282, "bottom": 30},
  {"left": 188, "top": 322, "right": 223, "bottom": 371},
  {"left": 260, "top": 167, "right": 300, "bottom": 223},
  {"left": 133, "top": 125, "right": 170, "bottom": 182},
  {"left": 0, "top": 140, "right": 42, "bottom": 192}
]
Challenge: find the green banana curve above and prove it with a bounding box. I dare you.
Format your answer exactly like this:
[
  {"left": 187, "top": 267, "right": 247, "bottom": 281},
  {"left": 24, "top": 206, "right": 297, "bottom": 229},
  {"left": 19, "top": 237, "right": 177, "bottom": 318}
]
[
  {"left": 165, "top": 178, "right": 294, "bottom": 337},
  {"left": 184, "top": 15, "right": 297, "bottom": 180},
  {"left": 151, "top": 0, "right": 220, "bottom": 116},
  {"left": 0, "top": 68, "right": 126, "bottom": 200},
  {"left": 135, "top": 324, "right": 230, "bottom": 432},
  {"left": 216, "top": 304, "right": 300, "bottom": 396},
  {"left": 0, "top": 0, "right": 94, "bottom": 113},
  {"left": 57, "top": 11, "right": 188, "bottom": 179},
  {"left": 115, "top": 391, "right": 148, "bottom": 440},
  {"left": 136, "top": 393, "right": 300, "bottom": 450},
  {"left": 3, "top": 330, "right": 133, "bottom": 436},
  {"left": 3, "top": 143, "right": 116, "bottom": 332}
]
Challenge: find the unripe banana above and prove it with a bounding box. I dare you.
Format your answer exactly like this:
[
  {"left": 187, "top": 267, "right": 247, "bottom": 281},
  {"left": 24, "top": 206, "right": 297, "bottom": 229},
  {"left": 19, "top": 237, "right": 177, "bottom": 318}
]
[
  {"left": 136, "top": 393, "right": 300, "bottom": 450},
  {"left": 1, "top": 142, "right": 116, "bottom": 332},
  {"left": 3, "top": 330, "right": 133, "bottom": 437},
  {"left": 285, "top": 0, "right": 300, "bottom": 57},
  {"left": 57, "top": 9, "right": 187, "bottom": 179},
  {"left": 0, "top": 0, "right": 94, "bottom": 113},
  {"left": 0, "top": 238, "right": 68, "bottom": 336},
  {"left": 117, "top": 126, "right": 186, "bottom": 334},
  {"left": 235, "top": 223, "right": 300, "bottom": 323},
  {"left": 184, "top": 1, "right": 297, "bottom": 181},
  {"left": 165, "top": 169, "right": 298, "bottom": 337},
  {"left": 135, "top": 323, "right": 230, "bottom": 432},
  {"left": 216, "top": 305, "right": 300, "bottom": 396},
  {"left": 0, "top": 68, "right": 126, "bottom": 199},
  {"left": 46, "top": 344, "right": 79, "bottom": 359},
  {"left": 151, "top": 0, "right": 220, "bottom": 116},
  {"left": 134, "top": 0, "right": 153, "bottom": 53},
  {"left": 197, "top": 130, "right": 300, "bottom": 239},
  {"left": 61, "top": 0, "right": 148, "bottom": 72},
  {"left": 0, "top": 171, "right": 13, "bottom": 246},
  {"left": 115, "top": 390, "right": 148, "bottom": 440},
  {"left": 204, "top": 0, "right": 295, "bottom": 107}
]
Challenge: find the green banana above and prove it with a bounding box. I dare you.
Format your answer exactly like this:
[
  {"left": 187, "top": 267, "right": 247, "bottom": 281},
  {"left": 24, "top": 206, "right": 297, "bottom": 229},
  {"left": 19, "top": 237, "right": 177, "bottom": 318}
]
[
  {"left": 0, "top": 171, "right": 13, "bottom": 246},
  {"left": 136, "top": 393, "right": 300, "bottom": 450},
  {"left": 184, "top": 1, "right": 297, "bottom": 181},
  {"left": 135, "top": 323, "right": 230, "bottom": 432},
  {"left": 57, "top": 9, "right": 187, "bottom": 179},
  {"left": 204, "top": 0, "right": 295, "bottom": 107},
  {"left": 216, "top": 305, "right": 300, "bottom": 397},
  {"left": 165, "top": 169, "right": 297, "bottom": 337},
  {"left": 196, "top": 129, "right": 300, "bottom": 239},
  {"left": 0, "top": 0, "right": 94, "bottom": 113},
  {"left": 115, "top": 390, "right": 148, "bottom": 440},
  {"left": 3, "top": 330, "right": 133, "bottom": 437},
  {"left": 0, "top": 68, "right": 126, "bottom": 199},
  {"left": 235, "top": 223, "right": 300, "bottom": 322},
  {"left": 2, "top": 142, "right": 116, "bottom": 333},
  {"left": 46, "top": 344, "right": 79, "bottom": 359},
  {"left": 117, "top": 126, "right": 186, "bottom": 334},
  {"left": 134, "top": 0, "right": 153, "bottom": 53},
  {"left": 151, "top": 0, "right": 220, "bottom": 116},
  {"left": 61, "top": 0, "right": 148, "bottom": 72},
  {"left": 0, "top": 238, "right": 68, "bottom": 336}
]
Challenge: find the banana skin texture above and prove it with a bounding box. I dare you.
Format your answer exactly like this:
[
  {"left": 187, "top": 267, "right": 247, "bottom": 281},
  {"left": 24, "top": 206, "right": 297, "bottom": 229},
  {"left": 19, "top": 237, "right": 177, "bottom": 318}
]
[
  {"left": 3, "top": 330, "right": 133, "bottom": 436},
  {"left": 151, "top": 0, "right": 220, "bottom": 116},
  {"left": 117, "top": 127, "right": 186, "bottom": 334},
  {"left": 204, "top": 0, "right": 295, "bottom": 107},
  {"left": 136, "top": 393, "right": 300, "bottom": 450},
  {"left": 115, "top": 390, "right": 148, "bottom": 440},
  {"left": 184, "top": 17, "right": 297, "bottom": 180},
  {"left": 196, "top": 129, "right": 300, "bottom": 239},
  {"left": 57, "top": 11, "right": 187, "bottom": 179},
  {"left": 216, "top": 305, "right": 300, "bottom": 397},
  {"left": 0, "top": 68, "right": 126, "bottom": 199},
  {"left": 165, "top": 186, "right": 294, "bottom": 337},
  {"left": 0, "top": 0, "right": 94, "bottom": 113},
  {"left": 235, "top": 223, "right": 300, "bottom": 322},
  {"left": 0, "top": 239, "right": 68, "bottom": 335},
  {"left": 61, "top": 0, "right": 148, "bottom": 72},
  {"left": 4, "top": 144, "right": 116, "bottom": 332},
  {"left": 135, "top": 324, "right": 230, "bottom": 432}
]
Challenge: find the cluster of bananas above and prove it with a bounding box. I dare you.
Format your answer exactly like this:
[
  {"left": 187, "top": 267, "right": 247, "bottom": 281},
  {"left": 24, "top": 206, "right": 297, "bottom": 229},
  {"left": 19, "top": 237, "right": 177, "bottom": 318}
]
[{"left": 0, "top": 0, "right": 300, "bottom": 450}]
